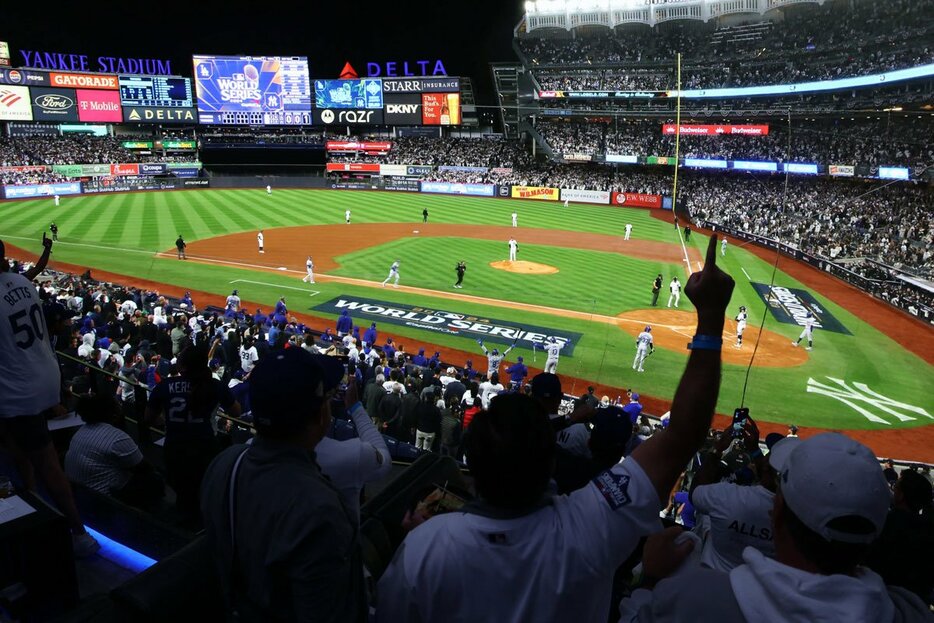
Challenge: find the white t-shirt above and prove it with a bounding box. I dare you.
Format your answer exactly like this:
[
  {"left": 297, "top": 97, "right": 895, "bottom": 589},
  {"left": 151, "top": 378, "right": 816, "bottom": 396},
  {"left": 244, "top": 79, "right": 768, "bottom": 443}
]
[
  {"left": 0, "top": 272, "right": 61, "bottom": 417},
  {"left": 478, "top": 380, "right": 504, "bottom": 409},
  {"left": 119, "top": 300, "right": 137, "bottom": 316},
  {"left": 239, "top": 346, "right": 259, "bottom": 373},
  {"left": 377, "top": 457, "right": 661, "bottom": 623},
  {"left": 692, "top": 483, "right": 775, "bottom": 572}
]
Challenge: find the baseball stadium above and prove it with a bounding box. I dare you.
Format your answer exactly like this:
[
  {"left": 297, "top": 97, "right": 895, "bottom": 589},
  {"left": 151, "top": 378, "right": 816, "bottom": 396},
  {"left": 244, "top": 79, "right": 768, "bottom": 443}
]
[{"left": 1, "top": 0, "right": 933, "bottom": 619}]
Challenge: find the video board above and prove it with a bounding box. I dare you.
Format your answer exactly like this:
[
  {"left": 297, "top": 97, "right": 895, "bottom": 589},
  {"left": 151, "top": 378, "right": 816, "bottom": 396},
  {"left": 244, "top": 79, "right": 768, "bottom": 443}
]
[
  {"left": 119, "top": 75, "right": 193, "bottom": 108},
  {"left": 314, "top": 79, "right": 383, "bottom": 109},
  {"left": 192, "top": 55, "right": 312, "bottom": 126}
]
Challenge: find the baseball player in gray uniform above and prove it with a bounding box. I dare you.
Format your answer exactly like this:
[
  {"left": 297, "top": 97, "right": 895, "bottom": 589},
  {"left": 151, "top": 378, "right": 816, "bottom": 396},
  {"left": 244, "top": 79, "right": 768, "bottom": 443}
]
[
  {"left": 792, "top": 311, "right": 816, "bottom": 351},
  {"left": 543, "top": 336, "right": 567, "bottom": 374},
  {"left": 302, "top": 256, "right": 315, "bottom": 284},
  {"left": 381, "top": 260, "right": 400, "bottom": 288},
  {"left": 477, "top": 339, "right": 515, "bottom": 377},
  {"left": 633, "top": 326, "right": 654, "bottom": 372},
  {"left": 734, "top": 305, "right": 748, "bottom": 348}
]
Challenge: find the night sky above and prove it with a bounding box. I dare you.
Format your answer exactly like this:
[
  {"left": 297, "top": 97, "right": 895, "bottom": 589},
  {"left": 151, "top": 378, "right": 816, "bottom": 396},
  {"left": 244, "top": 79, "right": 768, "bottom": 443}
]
[{"left": 3, "top": 0, "right": 523, "bottom": 107}]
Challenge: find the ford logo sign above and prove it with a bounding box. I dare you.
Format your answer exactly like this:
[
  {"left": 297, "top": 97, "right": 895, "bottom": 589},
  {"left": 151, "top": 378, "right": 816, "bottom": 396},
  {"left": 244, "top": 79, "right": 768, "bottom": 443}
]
[{"left": 34, "top": 94, "right": 74, "bottom": 110}]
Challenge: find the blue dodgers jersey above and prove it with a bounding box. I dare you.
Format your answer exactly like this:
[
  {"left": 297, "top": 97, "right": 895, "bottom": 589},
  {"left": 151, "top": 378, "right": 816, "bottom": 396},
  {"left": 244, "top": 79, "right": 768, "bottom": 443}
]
[{"left": 149, "top": 377, "right": 233, "bottom": 440}]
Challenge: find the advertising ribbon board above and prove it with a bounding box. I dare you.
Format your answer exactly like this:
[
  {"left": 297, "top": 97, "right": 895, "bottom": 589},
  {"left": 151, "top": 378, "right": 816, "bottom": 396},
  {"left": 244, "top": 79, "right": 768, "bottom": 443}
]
[
  {"left": 510, "top": 186, "right": 559, "bottom": 201},
  {"left": 560, "top": 189, "right": 610, "bottom": 204},
  {"left": 611, "top": 192, "right": 663, "bottom": 208}
]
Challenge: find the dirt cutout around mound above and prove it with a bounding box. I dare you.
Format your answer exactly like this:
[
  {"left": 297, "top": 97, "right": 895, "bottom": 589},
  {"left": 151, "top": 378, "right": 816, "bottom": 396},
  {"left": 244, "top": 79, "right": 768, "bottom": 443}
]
[
  {"left": 490, "top": 260, "right": 559, "bottom": 274},
  {"left": 616, "top": 309, "right": 808, "bottom": 367}
]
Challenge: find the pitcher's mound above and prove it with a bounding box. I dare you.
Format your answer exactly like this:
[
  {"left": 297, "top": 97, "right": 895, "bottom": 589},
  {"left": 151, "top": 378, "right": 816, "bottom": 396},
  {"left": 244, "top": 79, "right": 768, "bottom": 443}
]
[{"left": 490, "top": 260, "right": 559, "bottom": 274}]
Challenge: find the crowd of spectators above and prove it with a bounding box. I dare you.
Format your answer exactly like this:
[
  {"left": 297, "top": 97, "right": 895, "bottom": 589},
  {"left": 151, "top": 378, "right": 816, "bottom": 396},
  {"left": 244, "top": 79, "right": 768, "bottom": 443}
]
[
  {"left": 521, "top": 0, "right": 933, "bottom": 89},
  {"left": 538, "top": 117, "right": 933, "bottom": 168},
  {"left": 3, "top": 234, "right": 932, "bottom": 621}
]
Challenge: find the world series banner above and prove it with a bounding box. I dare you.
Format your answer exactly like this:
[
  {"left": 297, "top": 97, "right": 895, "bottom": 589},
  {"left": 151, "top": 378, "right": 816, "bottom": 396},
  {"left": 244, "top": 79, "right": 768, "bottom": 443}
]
[
  {"left": 313, "top": 296, "right": 583, "bottom": 354},
  {"left": 751, "top": 283, "right": 851, "bottom": 335}
]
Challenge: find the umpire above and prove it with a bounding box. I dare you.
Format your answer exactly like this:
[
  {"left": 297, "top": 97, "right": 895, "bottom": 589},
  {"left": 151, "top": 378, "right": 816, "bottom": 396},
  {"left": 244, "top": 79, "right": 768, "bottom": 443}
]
[
  {"left": 651, "top": 274, "right": 662, "bottom": 306},
  {"left": 176, "top": 235, "right": 187, "bottom": 260},
  {"left": 454, "top": 260, "right": 466, "bottom": 289}
]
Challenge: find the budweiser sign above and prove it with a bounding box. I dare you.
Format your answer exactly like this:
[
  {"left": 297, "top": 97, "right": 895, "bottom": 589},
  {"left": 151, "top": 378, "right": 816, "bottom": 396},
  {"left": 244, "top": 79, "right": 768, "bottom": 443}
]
[{"left": 662, "top": 124, "right": 769, "bottom": 136}]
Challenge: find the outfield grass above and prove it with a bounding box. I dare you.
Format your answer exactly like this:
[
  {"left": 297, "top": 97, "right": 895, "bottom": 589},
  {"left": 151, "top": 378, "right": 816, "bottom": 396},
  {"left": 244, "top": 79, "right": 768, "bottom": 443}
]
[{"left": 1, "top": 188, "right": 931, "bottom": 431}]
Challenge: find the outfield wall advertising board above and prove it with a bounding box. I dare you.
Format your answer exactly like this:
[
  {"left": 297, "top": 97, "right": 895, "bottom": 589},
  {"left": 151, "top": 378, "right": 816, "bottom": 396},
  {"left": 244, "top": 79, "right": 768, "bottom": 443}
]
[
  {"left": 0, "top": 86, "right": 33, "bottom": 120},
  {"left": 511, "top": 186, "right": 559, "bottom": 201},
  {"left": 560, "top": 188, "right": 610, "bottom": 204},
  {"left": 420, "top": 181, "right": 495, "bottom": 196},
  {"left": 611, "top": 192, "right": 663, "bottom": 208},
  {"left": 3, "top": 182, "right": 82, "bottom": 198},
  {"left": 326, "top": 163, "right": 380, "bottom": 173}
]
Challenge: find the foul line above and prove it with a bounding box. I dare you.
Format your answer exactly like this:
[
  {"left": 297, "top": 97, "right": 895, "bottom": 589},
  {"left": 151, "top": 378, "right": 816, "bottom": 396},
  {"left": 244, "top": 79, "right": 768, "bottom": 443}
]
[
  {"left": 675, "top": 225, "right": 694, "bottom": 277},
  {"left": 741, "top": 267, "right": 752, "bottom": 281},
  {"left": 229, "top": 279, "right": 319, "bottom": 296}
]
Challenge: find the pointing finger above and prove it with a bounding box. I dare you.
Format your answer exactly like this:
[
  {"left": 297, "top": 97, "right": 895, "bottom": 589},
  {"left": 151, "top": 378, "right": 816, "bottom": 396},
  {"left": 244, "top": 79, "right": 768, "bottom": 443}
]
[{"left": 704, "top": 234, "right": 718, "bottom": 270}]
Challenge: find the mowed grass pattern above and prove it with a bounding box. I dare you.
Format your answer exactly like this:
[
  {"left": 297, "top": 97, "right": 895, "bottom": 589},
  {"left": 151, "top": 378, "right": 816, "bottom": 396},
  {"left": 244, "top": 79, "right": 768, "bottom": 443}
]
[{"left": 1, "top": 188, "right": 932, "bottom": 431}]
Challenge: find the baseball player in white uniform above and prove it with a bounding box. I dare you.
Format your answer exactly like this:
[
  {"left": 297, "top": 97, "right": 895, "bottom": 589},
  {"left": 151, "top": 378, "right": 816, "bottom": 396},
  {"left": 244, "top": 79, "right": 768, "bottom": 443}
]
[
  {"left": 543, "top": 336, "right": 567, "bottom": 374},
  {"left": 345, "top": 209, "right": 352, "bottom": 224},
  {"left": 511, "top": 212, "right": 518, "bottom": 227},
  {"left": 667, "top": 277, "right": 681, "bottom": 308},
  {"left": 226, "top": 289, "right": 241, "bottom": 310},
  {"left": 633, "top": 326, "right": 654, "bottom": 372},
  {"left": 266, "top": 185, "right": 272, "bottom": 195},
  {"left": 792, "top": 311, "right": 816, "bottom": 351},
  {"left": 721, "top": 238, "right": 728, "bottom": 256},
  {"left": 381, "top": 260, "right": 400, "bottom": 288},
  {"left": 563, "top": 198, "right": 569, "bottom": 208},
  {"left": 257, "top": 230, "right": 264, "bottom": 254},
  {"left": 54, "top": 194, "right": 60, "bottom": 206},
  {"left": 302, "top": 256, "right": 315, "bottom": 284},
  {"left": 508, "top": 238, "right": 519, "bottom": 262},
  {"left": 477, "top": 339, "right": 515, "bottom": 377},
  {"left": 624, "top": 223, "right": 632, "bottom": 240},
  {"left": 735, "top": 305, "right": 748, "bottom": 348}
]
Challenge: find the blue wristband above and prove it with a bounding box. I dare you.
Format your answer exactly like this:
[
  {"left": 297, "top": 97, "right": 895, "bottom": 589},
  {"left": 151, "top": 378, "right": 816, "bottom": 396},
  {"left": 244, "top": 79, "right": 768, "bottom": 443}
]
[{"left": 687, "top": 335, "right": 723, "bottom": 351}]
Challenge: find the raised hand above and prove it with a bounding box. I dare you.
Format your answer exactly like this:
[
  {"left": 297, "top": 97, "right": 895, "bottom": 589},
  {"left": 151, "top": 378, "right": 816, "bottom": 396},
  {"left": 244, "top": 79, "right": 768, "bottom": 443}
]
[{"left": 685, "top": 235, "right": 734, "bottom": 329}]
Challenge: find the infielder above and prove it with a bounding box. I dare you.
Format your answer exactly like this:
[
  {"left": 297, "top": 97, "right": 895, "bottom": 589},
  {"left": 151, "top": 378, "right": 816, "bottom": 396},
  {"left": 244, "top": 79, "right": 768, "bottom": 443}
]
[
  {"left": 381, "top": 259, "right": 400, "bottom": 288},
  {"left": 721, "top": 237, "right": 728, "bottom": 256},
  {"left": 302, "top": 256, "right": 315, "bottom": 284},
  {"left": 667, "top": 277, "right": 681, "bottom": 308},
  {"left": 508, "top": 238, "right": 519, "bottom": 262},
  {"left": 633, "top": 326, "right": 654, "bottom": 372},
  {"left": 50, "top": 222, "right": 59, "bottom": 241},
  {"left": 543, "top": 336, "right": 567, "bottom": 374},
  {"left": 54, "top": 194, "right": 60, "bottom": 207},
  {"left": 792, "top": 311, "right": 816, "bottom": 351},
  {"left": 345, "top": 209, "right": 352, "bottom": 224},
  {"left": 624, "top": 223, "right": 632, "bottom": 240},
  {"left": 511, "top": 211, "right": 518, "bottom": 227},
  {"left": 477, "top": 339, "right": 515, "bottom": 377},
  {"left": 257, "top": 230, "right": 264, "bottom": 254},
  {"left": 266, "top": 185, "right": 272, "bottom": 195},
  {"left": 454, "top": 260, "right": 466, "bottom": 288},
  {"left": 735, "top": 305, "right": 748, "bottom": 348}
]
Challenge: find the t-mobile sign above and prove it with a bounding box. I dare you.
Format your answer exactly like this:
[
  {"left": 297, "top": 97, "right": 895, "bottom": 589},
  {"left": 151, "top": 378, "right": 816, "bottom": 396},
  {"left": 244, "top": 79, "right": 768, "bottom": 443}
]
[{"left": 76, "top": 89, "right": 122, "bottom": 122}]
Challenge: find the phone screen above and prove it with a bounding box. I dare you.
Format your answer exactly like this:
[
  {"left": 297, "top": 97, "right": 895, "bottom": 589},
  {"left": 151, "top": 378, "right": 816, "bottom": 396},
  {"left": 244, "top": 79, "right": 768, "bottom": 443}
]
[{"left": 732, "top": 407, "right": 749, "bottom": 437}]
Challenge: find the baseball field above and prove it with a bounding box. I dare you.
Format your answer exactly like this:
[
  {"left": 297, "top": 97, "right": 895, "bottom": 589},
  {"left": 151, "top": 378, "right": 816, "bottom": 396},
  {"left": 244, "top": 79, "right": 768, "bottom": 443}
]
[{"left": 2, "top": 188, "right": 932, "bottom": 460}]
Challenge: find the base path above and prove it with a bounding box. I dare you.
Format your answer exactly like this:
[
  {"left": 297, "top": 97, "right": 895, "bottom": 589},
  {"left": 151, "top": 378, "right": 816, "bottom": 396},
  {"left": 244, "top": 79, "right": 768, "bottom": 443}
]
[
  {"left": 616, "top": 310, "right": 807, "bottom": 367},
  {"left": 491, "top": 260, "right": 559, "bottom": 274},
  {"left": 184, "top": 223, "right": 701, "bottom": 273}
]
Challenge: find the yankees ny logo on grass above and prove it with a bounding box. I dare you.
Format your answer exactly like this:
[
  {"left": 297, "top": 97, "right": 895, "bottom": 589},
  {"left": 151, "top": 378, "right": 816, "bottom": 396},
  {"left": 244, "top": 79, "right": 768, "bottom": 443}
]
[{"left": 806, "top": 377, "right": 933, "bottom": 425}]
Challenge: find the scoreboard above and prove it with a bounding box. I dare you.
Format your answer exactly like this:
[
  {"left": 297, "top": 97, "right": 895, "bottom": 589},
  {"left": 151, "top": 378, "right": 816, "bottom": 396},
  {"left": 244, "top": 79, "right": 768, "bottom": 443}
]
[
  {"left": 119, "top": 75, "right": 193, "bottom": 108},
  {"left": 192, "top": 55, "right": 312, "bottom": 126}
]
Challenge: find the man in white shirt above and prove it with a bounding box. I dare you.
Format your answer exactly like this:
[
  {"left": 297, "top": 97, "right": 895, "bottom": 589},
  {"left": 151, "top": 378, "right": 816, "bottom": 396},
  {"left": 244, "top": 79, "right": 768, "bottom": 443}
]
[
  {"left": 667, "top": 277, "right": 681, "bottom": 308},
  {"left": 511, "top": 211, "right": 518, "bottom": 227},
  {"left": 302, "top": 256, "right": 315, "bottom": 284},
  {"left": 477, "top": 372, "right": 504, "bottom": 410},
  {"left": 257, "top": 230, "right": 264, "bottom": 254},
  {"left": 226, "top": 289, "right": 241, "bottom": 311},
  {"left": 345, "top": 209, "right": 352, "bottom": 224},
  {"left": 378, "top": 236, "right": 736, "bottom": 623},
  {"left": 266, "top": 184, "right": 272, "bottom": 195},
  {"left": 239, "top": 338, "right": 259, "bottom": 373},
  {"left": 625, "top": 223, "right": 633, "bottom": 240}
]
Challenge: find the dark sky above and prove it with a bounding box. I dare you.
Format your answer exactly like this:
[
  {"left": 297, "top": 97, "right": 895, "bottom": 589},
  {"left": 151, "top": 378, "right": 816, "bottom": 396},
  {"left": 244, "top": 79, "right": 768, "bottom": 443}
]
[{"left": 3, "top": 0, "right": 523, "bottom": 106}]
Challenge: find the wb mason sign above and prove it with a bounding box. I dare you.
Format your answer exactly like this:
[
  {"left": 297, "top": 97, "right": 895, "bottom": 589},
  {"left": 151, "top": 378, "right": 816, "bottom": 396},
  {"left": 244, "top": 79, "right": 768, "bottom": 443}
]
[{"left": 313, "top": 296, "right": 583, "bottom": 354}]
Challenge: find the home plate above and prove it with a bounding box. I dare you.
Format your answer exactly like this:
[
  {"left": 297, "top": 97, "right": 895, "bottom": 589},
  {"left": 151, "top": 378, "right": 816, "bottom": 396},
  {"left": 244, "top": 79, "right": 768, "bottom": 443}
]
[{"left": 277, "top": 267, "right": 287, "bottom": 271}]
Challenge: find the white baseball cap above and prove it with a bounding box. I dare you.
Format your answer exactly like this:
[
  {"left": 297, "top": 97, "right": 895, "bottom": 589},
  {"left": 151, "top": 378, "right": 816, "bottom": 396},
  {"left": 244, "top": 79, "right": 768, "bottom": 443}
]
[
  {"left": 767, "top": 436, "right": 801, "bottom": 472},
  {"left": 778, "top": 433, "right": 891, "bottom": 544}
]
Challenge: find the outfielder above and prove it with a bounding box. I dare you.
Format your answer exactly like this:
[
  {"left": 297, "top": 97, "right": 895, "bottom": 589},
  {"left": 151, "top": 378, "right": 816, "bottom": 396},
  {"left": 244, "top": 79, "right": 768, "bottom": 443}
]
[
  {"left": 477, "top": 339, "right": 515, "bottom": 377},
  {"left": 257, "top": 230, "right": 264, "bottom": 254},
  {"left": 266, "top": 185, "right": 272, "bottom": 195},
  {"left": 454, "top": 260, "right": 466, "bottom": 288},
  {"left": 633, "top": 326, "right": 654, "bottom": 372},
  {"left": 792, "top": 311, "right": 816, "bottom": 351},
  {"left": 563, "top": 198, "right": 569, "bottom": 208},
  {"left": 381, "top": 259, "right": 400, "bottom": 288},
  {"left": 511, "top": 211, "right": 518, "bottom": 227},
  {"left": 624, "top": 223, "right": 632, "bottom": 240},
  {"left": 543, "top": 336, "right": 567, "bottom": 374},
  {"left": 667, "top": 277, "right": 681, "bottom": 308},
  {"left": 735, "top": 305, "right": 748, "bottom": 348},
  {"left": 303, "top": 256, "right": 315, "bottom": 284},
  {"left": 721, "top": 237, "right": 728, "bottom": 256},
  {"left": 508, "top": 238, "right": 518, "bottom": 262},
  {"left": 54, "top": 194, "right": 60, "bottom": 207},
  {"left": 345, "top": 209, "right": 352, "bottom": 224}
]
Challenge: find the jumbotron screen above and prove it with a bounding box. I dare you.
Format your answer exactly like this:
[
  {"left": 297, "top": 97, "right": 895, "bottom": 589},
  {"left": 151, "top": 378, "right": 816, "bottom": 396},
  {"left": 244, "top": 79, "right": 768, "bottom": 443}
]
[{"left": 192, "top": 55, "right": 312, "bottom": 126}]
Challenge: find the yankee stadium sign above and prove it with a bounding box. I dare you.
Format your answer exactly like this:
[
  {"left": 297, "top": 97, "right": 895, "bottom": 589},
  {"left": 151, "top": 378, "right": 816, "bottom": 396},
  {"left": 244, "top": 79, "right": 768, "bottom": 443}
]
[{"left": 313, "top": 296, "right": 583, "bottom": 354}]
